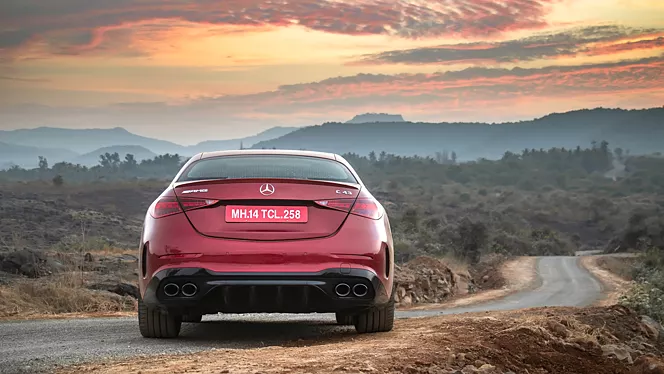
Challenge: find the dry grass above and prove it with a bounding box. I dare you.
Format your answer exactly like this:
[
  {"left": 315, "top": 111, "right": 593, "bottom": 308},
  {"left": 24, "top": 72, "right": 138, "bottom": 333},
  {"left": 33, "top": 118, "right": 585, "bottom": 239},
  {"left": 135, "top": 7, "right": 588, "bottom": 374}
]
[
  {"left": 594, "top": 255, "right": 639, "bottom": 281},
  {"left": 0, "top": 272, "right": 136, "bottom": 320}
]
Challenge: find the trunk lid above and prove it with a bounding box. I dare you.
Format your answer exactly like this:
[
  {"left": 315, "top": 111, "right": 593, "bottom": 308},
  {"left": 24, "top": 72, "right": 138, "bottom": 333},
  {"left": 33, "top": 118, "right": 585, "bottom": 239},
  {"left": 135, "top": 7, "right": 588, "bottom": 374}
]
[{"left": 173, "top": 178, "right": 360, "bottom": 240}]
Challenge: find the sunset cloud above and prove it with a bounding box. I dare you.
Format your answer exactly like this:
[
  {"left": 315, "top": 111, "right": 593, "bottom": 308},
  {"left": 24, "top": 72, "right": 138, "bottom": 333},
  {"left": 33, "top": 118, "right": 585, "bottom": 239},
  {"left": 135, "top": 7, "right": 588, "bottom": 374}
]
[
  {"left": 2, "top": 55, "right": 662, "bottom": 143},
  {"left": 356, "top": 25, "right": 664, "bottom": 65},
  {"left": 0, "top": 0, "right": 558, "bottom": 56},
  {"left": 1, "top": 0, "right": 663, "bottom": 143}
]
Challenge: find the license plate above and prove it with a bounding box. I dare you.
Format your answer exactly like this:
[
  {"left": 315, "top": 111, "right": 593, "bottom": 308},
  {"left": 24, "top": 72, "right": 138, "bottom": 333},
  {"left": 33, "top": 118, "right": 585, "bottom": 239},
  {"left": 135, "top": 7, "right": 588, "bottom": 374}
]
[{"left": 225, "top": 206, "right": 308, "bottom": 223}]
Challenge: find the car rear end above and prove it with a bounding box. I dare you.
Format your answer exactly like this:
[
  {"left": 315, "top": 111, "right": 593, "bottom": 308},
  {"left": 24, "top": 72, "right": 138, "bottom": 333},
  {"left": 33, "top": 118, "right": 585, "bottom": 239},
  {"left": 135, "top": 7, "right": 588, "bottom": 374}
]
[{"left": 138, "top": 150, "right": 395, "bottom": 338}]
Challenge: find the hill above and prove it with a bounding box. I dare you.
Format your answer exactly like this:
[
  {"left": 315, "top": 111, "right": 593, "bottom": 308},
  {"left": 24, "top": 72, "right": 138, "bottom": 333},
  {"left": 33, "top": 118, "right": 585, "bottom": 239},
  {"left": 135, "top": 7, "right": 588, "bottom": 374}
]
[
  {"left": 72, "top": 145, "right": 158, "bottom": 167},
  {"left": 188, "top": 126, "right": 297, "bottom": 154},
  {"left": 0, "top": 126, "right": 299, "bottom": 163},
  {"left": 0, "top": 141, "right": 79, "bottom": 169},
  {"left": 346, "top": 113, "right": 405, "bottom": 123},
  {"left": 0, "top": 127, "right": 185, "bottom": 155},
  {"left": 254, "top": 108, "right": 664, "bottom": 160}
]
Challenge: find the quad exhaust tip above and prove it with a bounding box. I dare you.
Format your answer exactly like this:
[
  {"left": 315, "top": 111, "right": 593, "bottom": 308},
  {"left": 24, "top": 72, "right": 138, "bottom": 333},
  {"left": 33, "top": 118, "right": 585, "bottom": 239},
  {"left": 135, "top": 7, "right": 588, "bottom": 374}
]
[
  {"left": 181, "top": 283, "right": 198, "bottom": 297},
  {"left": 163, "top": 283, "right": 180, "bottom": 297},
  {"left": 335, "top": 283, "right": 351, "bottom": 297},
  {"left": 352, "top": 283, "right": 368, "bottom": 297}
]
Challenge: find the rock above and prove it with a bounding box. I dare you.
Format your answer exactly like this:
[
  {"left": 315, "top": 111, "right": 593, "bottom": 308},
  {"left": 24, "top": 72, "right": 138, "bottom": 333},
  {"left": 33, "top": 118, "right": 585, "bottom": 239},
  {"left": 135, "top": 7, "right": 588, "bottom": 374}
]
[
  {"left": 640, "top": 315, "right": 664, "bottom": 341},
  {"left": 461, "top": 364, "right": 497, "bottom": 374},
  {"left": 394, "top": 256, "right": 460, "bottom": 305},
  {"left": 478, "top": 365, "right": 497, "bottom": 373},
  {"left": 397, "top": 286, "right": 407, "bottom": 299},
  {"left": 88, "top": 282, "right": 139, "bottom": 299},
  {"left": 0, "top": 249, "right": 62, "bottom": 278},
  {"left": 602, "top": 344, "right": 634, "bottom": 364},
  {"left": 546, "top": 320, "right": 569, "bottom": 338}
]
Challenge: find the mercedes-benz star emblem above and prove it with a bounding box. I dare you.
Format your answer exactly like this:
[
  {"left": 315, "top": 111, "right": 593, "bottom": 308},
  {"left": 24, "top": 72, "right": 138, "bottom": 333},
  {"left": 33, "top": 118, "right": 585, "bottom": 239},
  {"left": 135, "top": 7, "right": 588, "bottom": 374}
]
[{"left": 259, "top": 183, "right": 275, "bottom": 196}]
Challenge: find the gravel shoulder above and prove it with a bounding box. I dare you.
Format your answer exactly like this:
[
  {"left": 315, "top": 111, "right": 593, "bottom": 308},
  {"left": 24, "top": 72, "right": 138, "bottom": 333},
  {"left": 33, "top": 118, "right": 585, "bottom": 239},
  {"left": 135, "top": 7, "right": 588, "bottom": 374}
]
[{"left": 579, "top": 255, "right": 636, "bottom": 306}]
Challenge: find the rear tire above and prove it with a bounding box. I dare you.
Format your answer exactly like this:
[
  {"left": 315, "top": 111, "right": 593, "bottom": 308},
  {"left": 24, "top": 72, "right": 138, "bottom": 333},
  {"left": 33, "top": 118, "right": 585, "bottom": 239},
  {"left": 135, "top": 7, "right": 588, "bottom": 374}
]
[
  {"left": 354, "top": 293, "right": 395, "bottom": 334},
  {"left": 182, "top": 314, "right": 203, "bottom": 323},
  {"left": 138, "top": 298, "right": 182, "bottom": 338},
  {"left": 335, "top": 312, "right": 355, "bottom": 325}
]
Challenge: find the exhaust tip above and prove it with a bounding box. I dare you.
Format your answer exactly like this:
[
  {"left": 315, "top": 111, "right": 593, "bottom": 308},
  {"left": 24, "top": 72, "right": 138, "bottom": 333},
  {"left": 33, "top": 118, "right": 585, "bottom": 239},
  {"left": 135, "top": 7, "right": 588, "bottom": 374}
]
[
  {"left": 335, "top": 283, "right": 351, "bottom": 297},
  {"left": 163, "top": 283, "right": 179, "bottom": 297},
  {"left": 353, "top": 283, "right": 368, "bottom": 297},
  {"left": 181, "top": 283, "right": 198, "bottom": 297}
]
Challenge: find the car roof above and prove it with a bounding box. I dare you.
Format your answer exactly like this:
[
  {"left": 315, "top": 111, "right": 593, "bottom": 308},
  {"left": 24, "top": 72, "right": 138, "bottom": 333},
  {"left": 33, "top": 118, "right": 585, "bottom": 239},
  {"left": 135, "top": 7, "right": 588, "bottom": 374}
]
[{"left": 198, "top": 149, "right": 338, "bottom": 160}]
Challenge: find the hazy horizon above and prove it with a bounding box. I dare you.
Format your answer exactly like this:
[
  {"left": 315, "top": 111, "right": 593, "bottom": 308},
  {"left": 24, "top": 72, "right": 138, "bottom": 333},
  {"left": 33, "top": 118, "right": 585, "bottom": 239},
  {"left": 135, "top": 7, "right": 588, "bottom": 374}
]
[{"left": 1, "top": 1, "right": 663, "bottom": 144}]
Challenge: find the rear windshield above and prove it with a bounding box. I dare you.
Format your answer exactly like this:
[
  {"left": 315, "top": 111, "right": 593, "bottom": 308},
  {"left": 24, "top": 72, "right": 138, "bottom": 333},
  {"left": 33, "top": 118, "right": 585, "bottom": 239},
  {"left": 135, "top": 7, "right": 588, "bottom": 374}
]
[{"left": 178, "top": 155, "right": 358, "bottom": 183}]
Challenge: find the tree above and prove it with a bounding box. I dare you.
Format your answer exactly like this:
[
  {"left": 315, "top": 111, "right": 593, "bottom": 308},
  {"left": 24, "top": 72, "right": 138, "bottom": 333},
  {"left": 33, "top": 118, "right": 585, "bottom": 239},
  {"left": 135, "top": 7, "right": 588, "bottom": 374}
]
[
  {"left": 99, "top": 152, "right": 121, "bottom": 168},
  {"left": 451, "top": 151, "right": 458, "bottom": 164},
  {"left": 123, "top": 154, "right": 137, "bottom": 169},
  {"left": 368, "top": 151, "right": 377, "bottom": 163},
  {"left": 456, "top": 218, "right": 488, "bottom": 264},
  {"left": 614, "top": 147, "right": 624, "bottom": 161},
  {"left": 38, "top": 156, "right": 48, "bottom": 170}
]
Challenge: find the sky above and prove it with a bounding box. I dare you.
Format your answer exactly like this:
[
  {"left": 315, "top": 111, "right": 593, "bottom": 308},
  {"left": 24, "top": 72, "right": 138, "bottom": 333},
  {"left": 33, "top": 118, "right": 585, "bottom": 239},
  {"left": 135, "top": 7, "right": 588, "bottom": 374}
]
[{"left": 0, "top": 0, "right": 663, "bottom": 144}]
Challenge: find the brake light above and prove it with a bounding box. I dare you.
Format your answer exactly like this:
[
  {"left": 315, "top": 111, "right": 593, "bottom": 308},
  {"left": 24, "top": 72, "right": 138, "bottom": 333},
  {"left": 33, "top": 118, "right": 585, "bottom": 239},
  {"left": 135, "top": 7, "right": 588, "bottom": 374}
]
[
  {"left": 315, "top": 198, "right": 383, "bottom": 220},
  {"left": 351, "top": 198, "right": 383, "bottom": 220},
  {"left": 314, "top": 198, "right": 354, "bottom": 212},
  {"left": 150, "top": 197, "right": 219, "bottom": 218}
]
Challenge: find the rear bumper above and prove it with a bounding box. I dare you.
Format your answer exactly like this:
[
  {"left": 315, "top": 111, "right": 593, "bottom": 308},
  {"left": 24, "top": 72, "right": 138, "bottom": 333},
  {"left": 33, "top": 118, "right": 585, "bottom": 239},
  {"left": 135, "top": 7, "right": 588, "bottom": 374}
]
[{"left": 143, "top": 267, "right": 390, "bottom": 315}]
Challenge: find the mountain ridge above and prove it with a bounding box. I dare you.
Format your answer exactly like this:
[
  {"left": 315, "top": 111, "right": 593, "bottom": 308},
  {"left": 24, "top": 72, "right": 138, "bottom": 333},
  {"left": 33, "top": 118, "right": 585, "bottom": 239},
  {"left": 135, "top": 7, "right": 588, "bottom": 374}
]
[{"left": 253, "top": 107, "right": 664, "bottom": 160}]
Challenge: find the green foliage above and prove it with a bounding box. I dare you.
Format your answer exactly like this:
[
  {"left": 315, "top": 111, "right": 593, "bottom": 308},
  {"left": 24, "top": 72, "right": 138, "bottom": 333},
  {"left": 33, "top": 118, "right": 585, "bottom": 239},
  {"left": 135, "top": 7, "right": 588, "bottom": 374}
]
[
  {"left": 0, "top": 153, "right": 184, "bottom": 182},
  {"left": 620, "top": 249, "right": 664, "bottom": 323}
]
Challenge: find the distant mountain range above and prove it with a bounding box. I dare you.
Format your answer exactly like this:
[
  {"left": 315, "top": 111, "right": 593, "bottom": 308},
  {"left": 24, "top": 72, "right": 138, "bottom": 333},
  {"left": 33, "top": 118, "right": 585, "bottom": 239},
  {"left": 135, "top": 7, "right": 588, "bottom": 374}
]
[
  {"left": 0, "top": 142, "right": 78, "bottom": 169},
  {"left": 1, "top": 107, "right": 663, "bottom": 169},
  {"left": 253, "top": 108, "right": 664, "bottom": 160},
  {"left": 0, "top": 127, "right": 181, "bottom": 155},
  {"left": 0, "top": 126, "right": 298, "bottom": 168}
]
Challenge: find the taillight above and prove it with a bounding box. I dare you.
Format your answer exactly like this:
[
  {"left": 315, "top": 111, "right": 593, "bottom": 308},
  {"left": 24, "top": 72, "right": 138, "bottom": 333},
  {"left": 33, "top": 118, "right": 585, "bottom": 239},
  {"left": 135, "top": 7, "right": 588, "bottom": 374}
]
[
  {"left": 351, "top": 198, "right": 383, "bottom": 219},
  {"left": 150, "top": 197, "right": 218, "bottom": 218},
  {"left": 315, "top": 198, "right": 383, "bottom": 220}
]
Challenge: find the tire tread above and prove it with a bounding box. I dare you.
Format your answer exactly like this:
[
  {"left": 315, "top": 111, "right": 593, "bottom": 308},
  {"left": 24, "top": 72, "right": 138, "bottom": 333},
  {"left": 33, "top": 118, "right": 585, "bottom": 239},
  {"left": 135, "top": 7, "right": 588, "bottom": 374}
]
[{"left": 138, "top": 298, "right": 181, "bottom": 338}]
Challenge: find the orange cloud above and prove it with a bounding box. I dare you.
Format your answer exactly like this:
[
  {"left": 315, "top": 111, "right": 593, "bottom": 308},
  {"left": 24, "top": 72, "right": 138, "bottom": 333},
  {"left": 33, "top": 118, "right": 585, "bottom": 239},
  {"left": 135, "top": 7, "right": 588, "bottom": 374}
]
[
  {"left": 4, "top": 56, "right": 661, "bottom": 129},
  {"left": 0, "top": 0, "right": 558, "bottom": 56},
  {"left": 356, "top": 25, "right": 664, "bottom": 65}
]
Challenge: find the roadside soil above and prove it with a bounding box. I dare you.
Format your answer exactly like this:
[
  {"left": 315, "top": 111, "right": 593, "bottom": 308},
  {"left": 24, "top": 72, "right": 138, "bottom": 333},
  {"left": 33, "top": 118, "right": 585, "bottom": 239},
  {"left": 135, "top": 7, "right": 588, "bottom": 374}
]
[
  {"left": 63, "top": 305, "right": 664, "bottom": 374},
  {"left": 580, "top": 255, "right": 637, "bottom": 306},
  {"left": 401, "top": 256, "right": 536, "bottom": 311}
]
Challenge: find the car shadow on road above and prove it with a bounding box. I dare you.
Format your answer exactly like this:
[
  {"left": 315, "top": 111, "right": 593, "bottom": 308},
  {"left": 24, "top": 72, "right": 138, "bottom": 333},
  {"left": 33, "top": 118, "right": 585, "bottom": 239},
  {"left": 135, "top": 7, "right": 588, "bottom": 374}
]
[{"left": 164, "top": 317, "right": 357, "bottom": 348}]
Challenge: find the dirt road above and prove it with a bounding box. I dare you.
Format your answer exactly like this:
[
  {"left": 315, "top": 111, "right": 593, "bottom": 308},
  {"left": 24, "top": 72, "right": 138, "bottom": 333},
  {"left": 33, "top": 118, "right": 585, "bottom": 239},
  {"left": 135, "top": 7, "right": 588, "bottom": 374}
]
[{"left": 0, "top": 256, "right": 604, "bottom": 374}]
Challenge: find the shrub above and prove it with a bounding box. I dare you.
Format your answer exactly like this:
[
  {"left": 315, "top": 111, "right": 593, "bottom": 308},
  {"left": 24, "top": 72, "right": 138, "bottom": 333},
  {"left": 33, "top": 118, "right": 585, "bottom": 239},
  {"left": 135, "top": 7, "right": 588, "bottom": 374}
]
[{"left": 52, "top": 175, "right": 64, "bottom": 186}]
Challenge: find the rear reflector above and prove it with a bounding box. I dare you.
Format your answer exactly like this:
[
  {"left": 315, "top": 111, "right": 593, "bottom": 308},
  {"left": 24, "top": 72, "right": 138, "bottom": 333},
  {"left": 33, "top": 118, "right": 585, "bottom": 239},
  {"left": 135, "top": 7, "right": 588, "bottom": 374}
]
[
  {"left": 158, "top": 253, "right": 203, "bottom": 259},
  {"left": 315, "top": 198, "right": 383, "bottom": 220},
  {"left": 150, "top": 197, "right": 219, "bottom": 218}
]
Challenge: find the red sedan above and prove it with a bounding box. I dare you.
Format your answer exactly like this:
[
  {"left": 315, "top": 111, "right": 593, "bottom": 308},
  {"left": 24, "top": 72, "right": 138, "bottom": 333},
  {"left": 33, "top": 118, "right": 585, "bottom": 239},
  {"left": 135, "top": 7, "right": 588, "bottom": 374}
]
[{"left": 138, "top": 150, "right": 395, "bottom": 338}]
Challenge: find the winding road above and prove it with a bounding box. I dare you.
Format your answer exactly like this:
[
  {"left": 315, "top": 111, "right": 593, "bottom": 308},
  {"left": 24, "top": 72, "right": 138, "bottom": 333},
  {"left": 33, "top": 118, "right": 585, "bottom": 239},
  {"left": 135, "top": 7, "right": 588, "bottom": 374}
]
[{"left": 0, "top": 256, "right": 603, "bottom": 374}]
